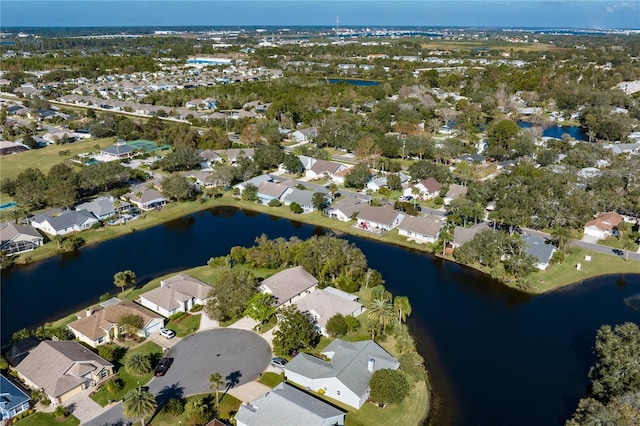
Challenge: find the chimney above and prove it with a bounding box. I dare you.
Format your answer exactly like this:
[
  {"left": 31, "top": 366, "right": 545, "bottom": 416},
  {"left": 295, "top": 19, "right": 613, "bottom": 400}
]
[
  {"left": 85, "top": 309, "right": 93, "bottom": 318},
  {"left": 368, "top": 358, "right": 375, "bottom": 372}
]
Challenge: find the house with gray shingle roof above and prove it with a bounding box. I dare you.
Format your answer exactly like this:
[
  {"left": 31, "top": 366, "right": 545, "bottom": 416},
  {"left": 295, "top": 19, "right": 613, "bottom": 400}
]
[
  {"left": 356, "top": 204, "right": 405, "bottom": 233},
  {"left": 452, "top": 221, "right": 491, "bottom": 248},
  {"left": 284, "top": 339, "right": 399, "bottom": 409},
  {"left": 282, "top": 187, "right": 326, "bottom": 212},
  {"left": 138, "top": 273, "right": 211, "bottom": 318},
  {"left": 30, "top": 209, "right": 99, "bottom": 236},
  {"left": 0, "top": 375, "right": 30, "bottom": 420},
  {"left": 258, "top": 266, "right": 318, "bottom": 307},
  {"left": 256, "top": 182, "right": 289, "bottom": 204},
  {"left": 324, "top": 197, "right": 366, "bottom": 222},
  {"left": 0, "top": 222, "right": 44, "bottom": 256},
  {"left": 124, "top": 187, "right": 167, "bottom": 211},
  {"left": 235, "top": 382, "right": 346, "bottom": 426},
  {"left": 76, "top": 196, "right": 131, "bottom": 220},
  {"left": 306, "top": 160, "right": 348, "bottom": 180},
  {"left": 15, "top": 340, "right": 114, "bottom": 405},
  {"left": 521, "top": 233, "right": 556, "bottom": 270},
  {"left": 398, "top": 214, "right": 445, "bottom": 244},
  {"left": 101, "top": 141, "right": 135, "bottom": 159},
  {"left": 292, "top": 127, "right": 318, "bottom": 143}
]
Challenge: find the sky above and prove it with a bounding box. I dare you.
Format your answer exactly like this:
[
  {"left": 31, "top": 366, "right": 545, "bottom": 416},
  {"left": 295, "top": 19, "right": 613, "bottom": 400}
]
[{"left": 1, "top": 1, "right": 639, "bottom": 29}]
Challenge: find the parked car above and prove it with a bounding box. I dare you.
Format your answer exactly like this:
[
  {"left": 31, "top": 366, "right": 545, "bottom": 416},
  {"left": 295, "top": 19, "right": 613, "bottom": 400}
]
[
  {"left": 159, "top": 328, "right": 176, "bottom": 339},
  {"left": 270, "top": 357, "right": 288, "bottom": 368},
  {"left": 155, "top": 357, "right": 174, "bottom": 376}
]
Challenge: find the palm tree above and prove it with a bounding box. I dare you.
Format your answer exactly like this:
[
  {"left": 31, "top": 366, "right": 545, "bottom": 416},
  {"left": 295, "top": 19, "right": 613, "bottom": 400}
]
[
  {"left": 440, "top": 223, "right": 453, "bottom": 256},
  {"left": 125, "top": 353, "right": 151, "bottom": 376},
  {"left": 370, "top": 285, "right": 391, "bottom": 302},
  {"left": 113, "top": 270, "right": 136, "bottom": 294},
  {"left": 123, "top": 387, "right": 157, "bottom": 426},
  {"left": 550, "top": 225, "right": 573, "bottom": 253},
  {"left": 113, "top": 198, "right": 122, "bottom": 224},
  {"left": 209, "top": 371, "right": 224, "bottom": 405},
  {"left": 367, "top": 299, "right": 395, "bottom": 340},
  {"left": 393, "top": 296, "right": 412, "bottom": 325},
  {"left": 623, "top": 240, "right": 635, "bottom": 262}
]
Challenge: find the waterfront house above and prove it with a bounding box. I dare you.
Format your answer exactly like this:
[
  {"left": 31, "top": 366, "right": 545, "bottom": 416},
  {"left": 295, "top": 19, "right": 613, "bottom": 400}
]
[
  {"left": 281, "top": 187, "right": 326, "bottom": 212},
  {"left": 356, "top": 204, "right": 405, "bottom": 233},
  {"left": 293, "top": 288, "right": 364, "bottom": 336},
  {"left": 233, "top": 174, "right": 274, "bottom": 195},
  {"left": 139, "top": 273, "right": 211, "bottom": 318},
  {"left": 398, "top": 214, "right": 445, "bottom": 244},
  {"left": 521, "top": 233, "right": 556, "bottom": 270},
  {"left": 235, "top": 382, "right": 346, "bottom": 426},
  {"left": 583, "top": 211, "right": 624, "bottom": 240},
  {"left": 0, "top": 375, "right": 30, "bottom": 420},
  {"left": 124, "top": 187, "right": 167, "bottom": 211},
  {"left": 67, "top": 299, "right": 164, "bottom": 348},
  {"left": 324, "top": 197, "right": 366, "bottom": 222},
  {"left": 256, "top": 181, "right": 289, "bottom": 205},
  {"left": 75, "top": 196, "right": 131, "bottom": 221},
  {"left": 258, "top": 266, "right": 318, "bottom": 308},
  {"left": 30, "top": 209, "right": 98, "bottom": 236},
  {"left": 284, "top": 339, "right": 399, "bottom": 409},
  {"left": 0, "top": 140, "right": 28, "bottom": 155},
  {"left": 0, "top": 222, "right": 44, "bottom": 256},
  {"left": 15, "top": 340, "right": 114, "bottom": 405},
  {"left": 452, "top": 221, "right": 491, "bottom": 248},
  {"left": 404, "top": 178, "right": 443, "bottom": 200}
]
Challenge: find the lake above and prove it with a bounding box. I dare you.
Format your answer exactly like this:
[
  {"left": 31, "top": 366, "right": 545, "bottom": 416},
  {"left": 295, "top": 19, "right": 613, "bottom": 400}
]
[
  {"left": 518, "top": 121, "right": 589, "bottom": 141},
  {"left": 327, "top": 78, "right": 380, "bottom": 86},
  {"left": 2, "top": 207, "right": 639, "bottom": 425}
]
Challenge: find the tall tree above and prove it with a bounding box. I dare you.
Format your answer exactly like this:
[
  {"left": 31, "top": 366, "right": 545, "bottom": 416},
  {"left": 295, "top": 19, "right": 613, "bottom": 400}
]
[
  {"left": 367, "top": 299, "right": 395, "bottom": 340},
  {"left": 123, "top": 387, "right": 157, "bottom": 426},
  {"left": 113, "top": 270, "right": 136, "bottom": 293},
  {"left": 393, "top": 296, "right": 412, "bottom": 325},
  {"left": 272, "top": 305, "right": 320, "bottom": 356},
  {"left": 205, "top": 269, "right": 257, "bottom": 321},
  {"left": 209, "top": 372, "right": 224, "bottom": 405}
]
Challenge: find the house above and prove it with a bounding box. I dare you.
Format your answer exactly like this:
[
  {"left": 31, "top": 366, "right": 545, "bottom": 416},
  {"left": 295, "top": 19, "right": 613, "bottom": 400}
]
[
  {"left": 443, "top": 184, "right": 468, "bottom": 205},
  {"left": 521, "top": 233, "right": 556, "bottom": 270},
  {"left": 15, "top": 340, "right": 114, "bottom": 405},
  {"left": 284, "top": 339, "right": 400, "bottom": 409},
  {"left": 256, "top": 182, "right": 289, "bottom": 204},
  {"left": 125, "top": 187, "right": 167, "bottom": 211},
  {"left": 583, "top": 211, "right": 624, "bottom": 240},
  {"left": 366, "top": 172, "right": 410, "bottom": 192},
  {"left": 75, "top": 196, "right": 131, "bottom": 221},
  {"left": 30, "top": 209, "right": 99, "bottom": 236},
  {"left": 101, "top": 141, "right": 136, "bottom": 159},
  {"left": 0, "top": 140, "right": 28, "bottom": 155},
  {"left": 67, "top": 298, "right": 164, "bottom": 348},
  {"left": 215, "top": 148, "right": 255, "bottom": 165},
  {"left": 404, "top": 178, "right": 443, "bottom": 200},
  {"left": 282, "top": 187, "right": 325, "bottom": 212},
  {"left": 3, "top": 337, "right": 41, "bottom": 367},
  {"left": 398, "top": 214, "right": 445, "bottom": 244},
  {"left": 294, "top": 288, "right": 364, "bottom": 336},
  {"left": 235, "top": 382, "right": 346, "bottom": 426},
  {"left": 0, "top": 222, "right": 44, "bottom": 256},
  {"left": 258, "top": 266, "right": 318, "bottom": 307},
  {"left": 0, "top": 375, "right": 30, "bottom": 420},
  {"left": 199, "top": 149, "right": 223, "bottom": 169},
  {"left": 452, "top": 221, "right": 491, "bottom": 248},
  {"left": 356, "top": 204, "right": 405, "bottom": 233},
  {"left": 306, "top": 160, "right": 349, "bottom": 180},
  {"left": 291, "top": 127, "right": 318, "bottom": 143},
  {"left": 324, "top": 197, "right": 366, "bottom": 222},
  {"left": 233, "top": 174, "right": 274, "bottom": 195},
  {"left": 139, "top": 273, "right": 211, "bottom": 318}
]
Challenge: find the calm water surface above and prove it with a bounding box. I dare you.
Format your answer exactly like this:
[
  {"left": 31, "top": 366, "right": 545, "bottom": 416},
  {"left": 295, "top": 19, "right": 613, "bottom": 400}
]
[{"left": 2, "top": 207, "right": 639, "bottom": 425}]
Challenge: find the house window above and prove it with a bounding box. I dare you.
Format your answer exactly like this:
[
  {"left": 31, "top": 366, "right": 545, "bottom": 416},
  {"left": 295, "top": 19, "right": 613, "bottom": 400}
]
[
  {"left": 99, "top": 369, "right": 108, "bottom": 379},
  {"left": 336, "top": 390, "right": 341, "bottom": 396},
  {"left": 323, "top": 386, "right": 328, "bottom": 391},
  {"left": 97, "top": 337, "right": 104, "bottom": 344}
]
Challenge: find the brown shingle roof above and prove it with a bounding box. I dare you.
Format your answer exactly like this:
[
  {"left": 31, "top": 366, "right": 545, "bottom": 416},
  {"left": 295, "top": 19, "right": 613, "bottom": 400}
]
[
  {"left": 356, "top": 205, "right": 402, "bottom": 226},
  {"left": 584, "top": 211, "right": 624, "bottom": 232}
]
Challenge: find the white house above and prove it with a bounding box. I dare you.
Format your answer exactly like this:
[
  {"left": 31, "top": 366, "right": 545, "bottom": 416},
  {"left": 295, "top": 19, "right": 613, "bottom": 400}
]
[
  {"left": 324, "top": 197, "right": 366, "bottom": 222},
  {"left": 398, "top": 214, "right": 445, "bottom": 244},
  {"left": 291, "top": 127, "right": 318, "bottom": 143},
  {"left": 124, "top": 187, "right": 167, "bottom": 211},
  {"left": 258, "top": 266, "right": 318, "bottom": 307},
  {"left": 583, "top": 211, "right": 624, "bottom": 240},
  {"left": 356, "top": 204, "right": 405, "bottom": 233},
  {"left": 235, "top": 382, "right": 345, "bottom": 426},
  {"left": 30, "top": 209, "right": 99, "bottom": 236},
  {"left": 0, "top": 222, "right": 44, "bottom": 256},
  {"left": 284, "top": 339, "right": 399, "bottom": 409},
  {"left": 294, "top": 288, "right": 364, "bottom": 336},
  {"left": 306, "top": 160, "right": 349, "bottom": 180},
  {"left": 403, "top": 178, "right": 443, "bottom": 200},
  {"left": 138, "top": 273, "right": 211, "bottom": 318},
  {"left": 521, "top": 233, "right": 557, "bottom": 270}
]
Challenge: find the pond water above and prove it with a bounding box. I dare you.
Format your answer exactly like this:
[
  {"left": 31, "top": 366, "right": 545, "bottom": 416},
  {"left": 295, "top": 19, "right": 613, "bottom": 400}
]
[
  {"left": 518, "top": 121, "right": 589, "bottom": 141},
  {"left": 2, "top": 207, "right": 638, "bottom": 425},
  {"left": 327, "top": 78, "right": 381, "bottom": 86}
]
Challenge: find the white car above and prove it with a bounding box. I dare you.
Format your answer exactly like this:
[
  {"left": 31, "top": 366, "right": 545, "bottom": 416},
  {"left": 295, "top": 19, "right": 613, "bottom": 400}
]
[{"left": 159, "top": 328, "right": 176, "bottom": 339}]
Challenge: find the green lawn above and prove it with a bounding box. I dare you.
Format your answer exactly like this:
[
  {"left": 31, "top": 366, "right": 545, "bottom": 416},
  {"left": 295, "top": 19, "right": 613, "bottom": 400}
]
[
  {"left": 91, "top": 342, "right": 163, "bottom": 406},
  {"left": 598, "top": 236, "right": 639, "bottom": 251},
  {"left": 258, "top": 372, "right": 284, "bottom": 388},
  {"left": 165, "top": 314, "right": 201, "bottom": 337},
  {"left": 148, "top": 393, "right": 242, "bottom": 425},
  {"left": 13, "top": 412, "right": 80, "bottom": 426}
]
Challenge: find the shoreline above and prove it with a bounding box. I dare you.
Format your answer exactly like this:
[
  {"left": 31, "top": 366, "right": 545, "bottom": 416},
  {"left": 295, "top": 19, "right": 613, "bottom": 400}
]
[{"left": 7, "top": 195, "right": 639, "bottom": 294}]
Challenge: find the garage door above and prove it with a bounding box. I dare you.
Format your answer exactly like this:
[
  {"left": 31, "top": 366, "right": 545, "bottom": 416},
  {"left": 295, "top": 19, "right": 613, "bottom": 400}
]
[{"left": 144, "top": 320, "right": 164, "bottom": 336}]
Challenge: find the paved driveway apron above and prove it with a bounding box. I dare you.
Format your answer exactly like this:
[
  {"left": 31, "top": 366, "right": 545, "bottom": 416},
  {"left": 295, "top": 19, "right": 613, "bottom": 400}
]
[{"left": 148, "top": 328, "right": 271, "bottom": 404}]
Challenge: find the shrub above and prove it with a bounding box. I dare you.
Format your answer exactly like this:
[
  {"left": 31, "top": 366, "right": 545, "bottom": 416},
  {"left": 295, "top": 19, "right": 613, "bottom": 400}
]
[
  {"left": 125, "top": 353, "right": 151, "bottom": 376},
  {"left": 190, "top": 304, "right": 204, "bottom": 312},
  {"left": 163, "top": 398, "right": 185, "bottom": 416},
  {"left": 344, "top": 315, "right": 361, "bottom": 332},
  {"left": 104, "top": 378, "right": 124, "bottom": 394},
  {"left": 97, "top": 343, "right": 124, "bottom": 362},
  {"left": 399, "top": 351, "right": 427, "bottom": 381},
  {"left": 169, "top": 311, "right": 187, "bottom": 322},
  {"left": 268, "top": 198, "right": 282, "bottom": 207},
  {"left": 369, "top": 369, "right": 411, "bottom": 406},
  {"left": 326, "top": 314, "right": 348, "bottom": 337},
  {"left": 289, "top": 202, "right": 303, "bottom": 213}
]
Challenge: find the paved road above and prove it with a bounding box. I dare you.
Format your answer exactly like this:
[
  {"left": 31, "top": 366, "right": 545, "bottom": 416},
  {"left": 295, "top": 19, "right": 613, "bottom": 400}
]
[{"left": 86, "top": 329, "right": 271, "bottom": 426}]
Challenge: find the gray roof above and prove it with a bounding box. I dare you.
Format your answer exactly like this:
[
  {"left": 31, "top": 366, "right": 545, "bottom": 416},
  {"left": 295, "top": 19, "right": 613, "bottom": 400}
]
[
  {"left": 102, "top": 144, "right": 135, "bottom": 156},
  {"left": 259, "top": 266, "right": 318, "bottom": 307},
  {"left": 282, "top": 188, "right": 320, "bottom": 207},
  {"left": 285, "top": 339, "right": 399, "bottom": 398},
  {"left": 141, "top": 273, "right": 211, "bottom": 312},
  {"left": 16, "top": 341, "right": 113, "bottom": 398},
  {"left": 399, "top": 214, "right": 444, "bottom": 237},
  {"left": 257, "top": 182, "right": 288, "bottom": 199},
  {"left": 294, "top": 289, "right": 364, "bottom": 329},
  {"left": 356, "top": 204, "right": 403, "bottom": 226},
  {"left": 327, "top": 197, "right": 366, "bottom": 217},
  {"left": 235, "top": 174, "right": 273, "bottom": 190},
  {"left": 76, "top": 196, "right": 131, "bottom": 219},
  {"left": 310, "top": 159, "right": 343, "bottom": 175},
  {"left": 453, "top": 221, "right": 490, "bottom": 246},
  {"left": 445, "top": 184, "right": 468, "bottom": 199},
  {"left": 32, "top": 209, "right": 97, "bottom": 232},
  {"left": 521, "top": 233, "right": 556, "bottom": 265},
  {"left": 234, "top": 382, "right": 345, "bottom": 426},
  {"left": 127, "top": 187, "right": 166, "bottom": 204},
  {"left": 0, "top": 222, "right": 43, "bottom": 241},
  {"left": 0, "top": 375, "right": 30, "bottom": 412}
]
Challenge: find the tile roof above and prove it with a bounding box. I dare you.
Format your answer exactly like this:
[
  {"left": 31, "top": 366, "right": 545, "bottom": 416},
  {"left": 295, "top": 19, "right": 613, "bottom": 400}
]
[{"left": 16, "top": 341, "right": 113, "bottom": 398}]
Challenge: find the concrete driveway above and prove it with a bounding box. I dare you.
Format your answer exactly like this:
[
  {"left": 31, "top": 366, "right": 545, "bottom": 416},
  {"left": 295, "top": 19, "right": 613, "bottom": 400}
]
[{"left": 148, "top": 328, "right": 271, "bottom": 405}]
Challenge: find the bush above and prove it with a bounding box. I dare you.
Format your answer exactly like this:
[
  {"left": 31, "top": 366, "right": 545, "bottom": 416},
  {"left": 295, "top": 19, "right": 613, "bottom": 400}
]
[
  {"left": 190, "top": 304, "right": 204, "bottom": 312},
  {"left": 268, "top": 199, "right": 282, "bottom": 207},
  {"left": 289, "top": 202, "right": 303, "bottom": 213},
  {"left": 169, "top": 311, "right": 187, "bottom": 322},
  {"left": 344, "top": 315, "right": 360, "bottom": 332},
  {"left": 97, "top": 343, "right": 125, "bottom": 362},
  {"left": 163, "top": 398, "right": 185, "bottom": 416},
  {"left": 369, "top": 369, "right": 411, "bottom": 406},
  {"left": 399, "top": 351, "right": 427, "bottom": 381},
  {"left": 326, "top": 314, "right": 348, "bottom": 337},
  {"left": 104, "top": 378, "right": 124, "bottom": 394}
]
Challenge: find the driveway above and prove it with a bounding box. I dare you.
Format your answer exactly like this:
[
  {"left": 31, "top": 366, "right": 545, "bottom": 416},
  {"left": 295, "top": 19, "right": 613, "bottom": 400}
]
[{"left": 86, "top": 328, "right": 271, "bottom": 425}]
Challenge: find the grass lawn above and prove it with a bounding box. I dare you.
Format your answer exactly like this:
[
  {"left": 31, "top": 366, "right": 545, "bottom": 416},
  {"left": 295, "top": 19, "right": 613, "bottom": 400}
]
[
  {"left": 598, "top": 236, "right": 639, "bottom": 252},
  {"left": 527, "top": 247, "right": 640, "bottom": 293},
  {"left": 258, "top": 372, "right": 284, "bottom": 388},
  {"left": 255, "top": 315, "right": 277, "bottom": 334},
  {"left": 166, "top": 314, "right": 201, "bottom": 337},
  {"left": 148, "top": 393, "right": 241, "bottom": 425},
  {"left": 91, "top": 342, "right": 163, "bottom": 406},
  {"left": 0, "top": 137, "right": 116, "bottom": 183},
  {"left": 13, "top": 412, "right": 80, "bottom": 426}
]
